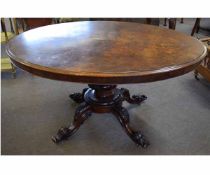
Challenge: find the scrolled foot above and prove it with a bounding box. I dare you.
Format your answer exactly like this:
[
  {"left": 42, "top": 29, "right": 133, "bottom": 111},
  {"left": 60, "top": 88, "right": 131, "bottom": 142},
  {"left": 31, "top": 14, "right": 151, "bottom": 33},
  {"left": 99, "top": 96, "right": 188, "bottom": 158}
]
[
  {"left": 69, "top": 88, "right": 89, "bottom": 103},
  {"left": 132, "top": 131, "right": 150, "bottom": 148},
  {"left": 69, "top": 93, "right": 84, "bottom": 103},
  {"left": 112, "top": 105, "right": 149, "bottom": 148},
  {"left": 52, "top": 103, "right": 92, "bottom": 144},
  {"left": 52, "top": 127, "right": 71, "bottom": 143},
  {"left": 131, "top": 95, "right": 147, "bottom": 104},
  {"left": 120, "top": 88, "right": 147, "bottom": 105}
]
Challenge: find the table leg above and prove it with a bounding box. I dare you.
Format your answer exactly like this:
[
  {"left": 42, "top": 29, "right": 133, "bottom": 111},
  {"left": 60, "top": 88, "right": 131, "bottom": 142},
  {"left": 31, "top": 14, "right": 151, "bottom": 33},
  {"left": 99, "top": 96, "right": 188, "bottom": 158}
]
[
  {"left": 169, "top": 18, "right": 176, "bottom": 30},
  {"left": 112, "top": 105, "right": 149, "bottom": 148},
  {"left": 53, "top": 84, "right": 149, "bottom": 148},
  {"left": 120, "top": 88, "right": 147, "bottom": 104},
  {"left": 191, "top": 18, "right": 201, "bottom": 36},
  {"left": 164, "top": 18, "right": 167, "bottom": 26},
  {"left": 52, "top": 103, "right": 92, "bottom": 143}
]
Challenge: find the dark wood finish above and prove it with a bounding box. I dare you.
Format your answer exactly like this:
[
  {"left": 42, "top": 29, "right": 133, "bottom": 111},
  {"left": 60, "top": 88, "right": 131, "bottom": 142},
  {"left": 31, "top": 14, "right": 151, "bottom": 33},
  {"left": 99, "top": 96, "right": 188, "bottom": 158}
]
[
  {"left": 168, "top": 18, "right": 176, "bottom": 30},
  {"left": 191, "top": 18, "right": 201, "bottom": 36},
  {"left": 89, "top": 18, "right": 159, "bottom": 26},
  {"left": 120, "top": 88, "right": 147, "bottom": 104},
  {"left": 164, "top": 18, "right": 167, "bottom": 26},
  {"left": 145, "top": 18, "right": 152, "bottom": 24},
  {"left": 6, "top": 21, "right": 207, "bottom": 147},
  {"left": 23, "top": 18, "right": 53, "bottom": 30},
  {"left": 52, "top": 85, "right": 149, "bottom": 148},
  {"left": 6, "top": 21, "right": 207, "bottom": 84},
  {"left": 164, "top": 18, "right": 180, "bottom": 29},
  {"left": 69, "top": 88, "right": 88, "bottom": 103}
]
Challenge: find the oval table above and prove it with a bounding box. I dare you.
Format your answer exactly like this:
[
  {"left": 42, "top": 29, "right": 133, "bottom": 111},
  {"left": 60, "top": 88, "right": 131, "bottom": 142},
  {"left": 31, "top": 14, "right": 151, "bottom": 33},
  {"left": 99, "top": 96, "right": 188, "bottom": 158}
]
[{"left": 6, "top": 21, "right": 207, "bottom": 148}]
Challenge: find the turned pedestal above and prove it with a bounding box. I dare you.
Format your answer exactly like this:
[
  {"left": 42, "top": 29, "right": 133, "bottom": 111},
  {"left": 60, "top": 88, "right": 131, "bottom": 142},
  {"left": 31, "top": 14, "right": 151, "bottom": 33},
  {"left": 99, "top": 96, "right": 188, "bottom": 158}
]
[
  {"left": 52, "top": 85, "right": 149, "bottom": 148},
  {"left": 7, "top": 21, "right": 207, "bottom": 149}
]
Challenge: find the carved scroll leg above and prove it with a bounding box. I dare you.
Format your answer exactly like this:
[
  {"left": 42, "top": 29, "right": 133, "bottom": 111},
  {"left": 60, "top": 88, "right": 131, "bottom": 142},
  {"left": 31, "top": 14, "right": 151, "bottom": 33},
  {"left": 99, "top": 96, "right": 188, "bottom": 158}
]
[
  {"left": 112, "top": 105, "right": 149, "bottom": 148},
  {"left": 52, "top": 103, "right": 92, "bottom": 143},
  {"left": 120, "top": 88, "right": 147, "bottom": 105},
  {"left": 69, "top": 88, "right": 89, "bottom": 103}
]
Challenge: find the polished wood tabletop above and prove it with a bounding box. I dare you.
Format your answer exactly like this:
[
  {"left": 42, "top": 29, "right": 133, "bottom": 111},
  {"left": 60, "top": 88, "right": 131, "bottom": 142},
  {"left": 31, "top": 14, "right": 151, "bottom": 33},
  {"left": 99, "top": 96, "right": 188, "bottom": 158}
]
[
  {"left": 6, "top": 21, "right": 208, "bottom": 147},
  {"left": 6, "top": 21, "right": 207, "bottom": 84}
]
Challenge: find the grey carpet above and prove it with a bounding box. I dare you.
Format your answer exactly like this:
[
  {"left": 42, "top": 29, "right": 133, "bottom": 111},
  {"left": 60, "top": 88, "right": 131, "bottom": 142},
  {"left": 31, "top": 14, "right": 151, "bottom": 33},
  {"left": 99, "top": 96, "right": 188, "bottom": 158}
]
[
  {"left": 1, "top": 69, "right": 210, "bottom": 155},
  {"left": 1, "top": 18, "right": 210, "bottom": 155}
]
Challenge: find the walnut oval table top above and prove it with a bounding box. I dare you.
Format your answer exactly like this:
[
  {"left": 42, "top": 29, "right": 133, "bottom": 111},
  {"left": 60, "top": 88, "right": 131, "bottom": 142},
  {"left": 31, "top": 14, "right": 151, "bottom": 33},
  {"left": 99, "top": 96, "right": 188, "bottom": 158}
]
[{"left": 6, "top": 21, "right": 207, "bottom": 84}]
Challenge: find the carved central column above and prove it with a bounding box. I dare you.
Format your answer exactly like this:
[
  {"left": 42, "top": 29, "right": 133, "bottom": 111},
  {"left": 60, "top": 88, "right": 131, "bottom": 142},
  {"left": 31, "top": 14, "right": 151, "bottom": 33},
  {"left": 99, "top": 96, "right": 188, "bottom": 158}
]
[{"left": 53, "top": 85, "right": 149, "bottom": 148}]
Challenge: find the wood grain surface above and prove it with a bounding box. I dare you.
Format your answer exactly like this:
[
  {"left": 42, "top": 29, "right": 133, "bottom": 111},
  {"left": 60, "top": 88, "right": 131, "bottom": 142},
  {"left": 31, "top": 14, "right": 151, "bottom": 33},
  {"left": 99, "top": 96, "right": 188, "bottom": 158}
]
[{"left": 6, "top": 21, "right": 207, "bottom": 84}]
